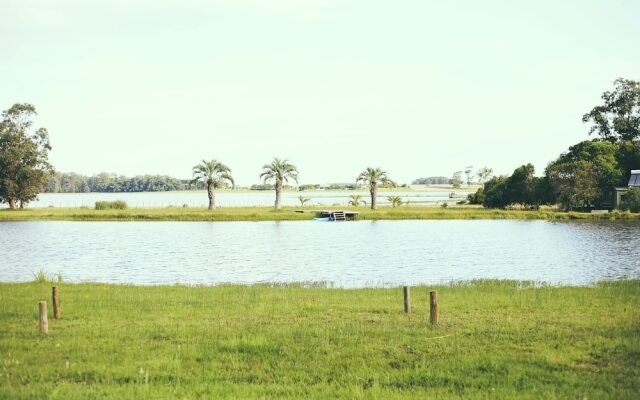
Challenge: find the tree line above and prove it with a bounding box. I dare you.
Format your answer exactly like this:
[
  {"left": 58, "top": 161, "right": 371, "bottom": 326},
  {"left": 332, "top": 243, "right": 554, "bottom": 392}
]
[
  {"left": 44, "top": 173, "right": 388, "bottom": 193},
  {"left": 468, "top": 78, "right": 640, "bottom": 211},
  {"left": 413, "top": 167, "right": 493, "bottom": 188},
  {"left": 44, "top": 172, "right": 207, "bottom": 193}
]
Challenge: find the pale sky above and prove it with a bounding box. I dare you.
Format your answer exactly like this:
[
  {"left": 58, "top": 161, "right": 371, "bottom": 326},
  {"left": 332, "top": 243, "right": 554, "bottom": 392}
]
[{"left": 2, "top": 0, "right": 639, "bottom": 185}]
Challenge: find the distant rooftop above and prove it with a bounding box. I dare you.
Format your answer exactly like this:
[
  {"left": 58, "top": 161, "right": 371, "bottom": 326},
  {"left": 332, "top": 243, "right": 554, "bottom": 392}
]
[{"left": 630, "top": 170, "right": 640, "bottom": 187}]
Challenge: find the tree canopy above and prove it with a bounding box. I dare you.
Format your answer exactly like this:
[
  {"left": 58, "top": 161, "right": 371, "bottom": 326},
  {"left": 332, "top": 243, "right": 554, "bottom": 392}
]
[
  {"left": 582, "top": 78, "right": 640, "bottom": 142},
  {"left": 546, "top": 140, "right": 625, "bottom": 210},
  {"left": 450, "top": 171, "right": 463, "bottom": 189},
  {"left": 481, "top": 164, "right": 554, "bottom": 209},
  {"left": 0, "top": 104, "right": 53, "bottom": 209},
  {"left": 44, "top": 172, "right": 203, "bottom": 193}
]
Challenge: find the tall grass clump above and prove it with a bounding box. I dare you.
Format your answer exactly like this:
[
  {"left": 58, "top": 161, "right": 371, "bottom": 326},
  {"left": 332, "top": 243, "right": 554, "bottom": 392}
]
[
  {"left": 95, "top": 200, "right": 128, "bottom": 210},
  {"left": 31, "top": 270, "right": 63, "bottom": 283},
  {"left": 32, "top": 269, "right": 51, "bottom": 283},
  {"left": 32, "top": 269, "right": 50, "bottom": 283}
]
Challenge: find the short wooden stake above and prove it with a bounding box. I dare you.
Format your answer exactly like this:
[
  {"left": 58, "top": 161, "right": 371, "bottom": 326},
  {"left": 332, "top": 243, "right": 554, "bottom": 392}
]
[
  {"left": 52, "top": 286, "right": 60, "bottom": 320},
  {"left": 429, "top": 290, "right": 438, "bottom": 325},
  {"left": 403, "top": 286, "right": 411, "bottom": 314},
  {"left": 38, "top": 301, "right": 48, "bottom": 334}
]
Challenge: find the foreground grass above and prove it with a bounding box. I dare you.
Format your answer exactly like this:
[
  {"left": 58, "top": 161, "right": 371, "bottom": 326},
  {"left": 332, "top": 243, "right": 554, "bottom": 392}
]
[
  {"left": 1, "top": 206, "right": 639, "bottom": 221},
  {"left": 0, "top": 281, "right": 638, "bottom": 399}
]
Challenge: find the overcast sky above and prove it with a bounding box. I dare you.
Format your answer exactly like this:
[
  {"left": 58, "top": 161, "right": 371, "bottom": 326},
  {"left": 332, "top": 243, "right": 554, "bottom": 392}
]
[{"left": 2, "top": 0, "right": 639, "bottom": 185}]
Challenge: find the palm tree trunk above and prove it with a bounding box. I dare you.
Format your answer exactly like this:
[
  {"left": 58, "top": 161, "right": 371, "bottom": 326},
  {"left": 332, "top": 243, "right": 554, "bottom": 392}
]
[
  {"left": 207, "top": 183, "right": 215, "bottom": 210},
  {"left": 275, "top": 179, "right": 282, "bottom": 209},
  {"left": 370, "top": 182, "right": 377, "bottom": 210}
]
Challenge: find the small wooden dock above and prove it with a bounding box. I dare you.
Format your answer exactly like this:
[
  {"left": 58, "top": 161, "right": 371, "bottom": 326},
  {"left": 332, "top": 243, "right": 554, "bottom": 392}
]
[{"left": 295, "top": 210, "right": 360, "bottom": 221}]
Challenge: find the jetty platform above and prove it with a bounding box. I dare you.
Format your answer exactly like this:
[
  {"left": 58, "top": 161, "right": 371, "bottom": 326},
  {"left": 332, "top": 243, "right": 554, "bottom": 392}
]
[{"left": 294, "top": 210, "right": 360, "bottom": 221}]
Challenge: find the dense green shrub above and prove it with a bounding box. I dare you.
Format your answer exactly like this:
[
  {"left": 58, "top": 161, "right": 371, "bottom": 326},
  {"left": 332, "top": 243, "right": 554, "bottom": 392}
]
[
  {"left": 482, "top": 165, "right": 556, "bottom": 209},
  {"left": 483, "top": 176, "right": 509, "bottom": 208},
  {"left": 621, "top": 188, "right": 640, "bottom": 212},
  {"left": 95, "top": 200, "right": 128, "bottom": 210},
  {"left": 467, "top": 188, "right": 484, "bottom": 205}
]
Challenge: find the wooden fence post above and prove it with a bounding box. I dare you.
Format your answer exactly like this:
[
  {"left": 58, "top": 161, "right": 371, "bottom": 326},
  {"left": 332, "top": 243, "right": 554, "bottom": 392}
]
[
  {"left": 38, "top": 301, "right": 48, "bottom": 334},
  {"left": 52, "top": 287, "right": 60, "bottom": 320},
  {"left": 403, "top": 286, "right": 411, "bottom": 314},
  {"left": 429, "top": 290, "right": 438, "bottom": 325}
]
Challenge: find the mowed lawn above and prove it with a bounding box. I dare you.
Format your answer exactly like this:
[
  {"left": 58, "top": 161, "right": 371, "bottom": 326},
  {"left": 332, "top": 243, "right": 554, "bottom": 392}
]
[{"left": 0, "top": 281, "right": 638, "bottom": 399}]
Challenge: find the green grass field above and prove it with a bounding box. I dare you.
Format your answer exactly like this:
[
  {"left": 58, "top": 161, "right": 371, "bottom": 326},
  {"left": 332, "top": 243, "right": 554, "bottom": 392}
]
[
  {"left": 1, "top": 206, "right": 639, "bottom": 222},
  {"left": 1, "top": 281, "right": 638, "bottom": 399}
]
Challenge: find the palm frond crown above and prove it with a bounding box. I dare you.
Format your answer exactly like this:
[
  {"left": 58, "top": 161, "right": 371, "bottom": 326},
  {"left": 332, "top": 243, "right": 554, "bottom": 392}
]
[
  {"left": 190, "top": 159, "right": 235, "bottom": 188},
  {"left": 356, "top": 167, "right": 396, "bottom": 187},
  {"left": 260, "top": 158, "right": 299, "bottom": 184}
]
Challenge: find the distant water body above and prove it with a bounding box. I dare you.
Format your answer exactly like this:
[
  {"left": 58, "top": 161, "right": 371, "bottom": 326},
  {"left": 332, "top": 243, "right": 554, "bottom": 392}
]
[
  {"left": 29, "top": 190, "right": 471, "bottom": 208},
  {"left": 1, "top": 220, "right": 638, "bottom": 287}
]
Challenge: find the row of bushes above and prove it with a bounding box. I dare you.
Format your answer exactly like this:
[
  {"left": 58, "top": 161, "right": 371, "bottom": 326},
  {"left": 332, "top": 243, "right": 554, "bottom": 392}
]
[{"left": 95, "top": 200, "right": 128, "bottom": 210}]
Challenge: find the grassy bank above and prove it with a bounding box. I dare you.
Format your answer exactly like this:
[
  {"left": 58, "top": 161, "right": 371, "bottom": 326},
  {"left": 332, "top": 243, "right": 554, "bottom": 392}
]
[
  {"left": 1, "top": 206, "right": 639, "bottom": 222},
  {"left": 0, "top": 281, "right": 638, "bottom": 398}
]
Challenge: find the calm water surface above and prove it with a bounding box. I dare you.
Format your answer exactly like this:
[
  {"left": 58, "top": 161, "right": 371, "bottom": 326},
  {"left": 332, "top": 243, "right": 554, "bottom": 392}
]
[
  {"left": 1, "top": 220, "right": 638, "bottom": 287},
  {"left": 30, "top": 190, "right": 471, "bottom": 208}
]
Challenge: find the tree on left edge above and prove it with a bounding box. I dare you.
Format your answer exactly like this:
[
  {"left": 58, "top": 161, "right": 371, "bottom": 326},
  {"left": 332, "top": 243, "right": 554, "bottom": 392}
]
[{"left": 0, "top": 103, "right": 54, "bottom": 210}]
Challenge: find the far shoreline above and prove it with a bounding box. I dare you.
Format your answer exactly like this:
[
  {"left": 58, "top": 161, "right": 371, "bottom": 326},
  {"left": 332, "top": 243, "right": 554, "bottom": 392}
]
[
  {"left": 0, "top": 205, "right": 638, "bottom": 222},
  {"left": 34, "top": 184, "right": 481, "bottom": 195}
]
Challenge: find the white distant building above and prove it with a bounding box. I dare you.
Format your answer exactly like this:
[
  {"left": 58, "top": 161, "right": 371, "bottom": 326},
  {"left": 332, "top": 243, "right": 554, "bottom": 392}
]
[{"left": 614, "top": 170, "right": 640, "bottom": 209}]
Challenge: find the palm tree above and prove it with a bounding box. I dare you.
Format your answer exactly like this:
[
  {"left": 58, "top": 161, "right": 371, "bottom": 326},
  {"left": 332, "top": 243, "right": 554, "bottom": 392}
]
[
  {"left": 191, "top": 159, "right": 234, "bottom": 210},
  {"left": 356, "top": 167, "right": 395, "bottom": 210},
  {"left": 298, "top": 195, "right": 310, "bottom": 206},
  {"left": 348, "top": 194, "right": 364, "bottom": 206},
  {"left": 387, "top": 195, "right": 402, "bottom": 208},
  {"left": 260, "top": 158, "right": 299, "bottom": 209}
]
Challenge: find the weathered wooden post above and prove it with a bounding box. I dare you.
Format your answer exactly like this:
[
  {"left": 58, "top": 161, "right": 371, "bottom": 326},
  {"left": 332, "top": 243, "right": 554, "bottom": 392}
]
[
  {"left": 403, "top": 286, "right": 411, "bottom": 314},
  {"left": 38, "top": 301, "right": 48, "bottom": 334},
  {"left": 52, "top": 286, "right": 60, "bottom": 320},
  {"left": 429, "top": 290, "right": 438, "bottom": 325}
]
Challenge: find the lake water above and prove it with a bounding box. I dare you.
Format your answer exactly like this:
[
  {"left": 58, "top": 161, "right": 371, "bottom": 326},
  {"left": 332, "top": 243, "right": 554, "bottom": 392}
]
[
  {"left": 1, "top": 220, "right": 638, "bottom": 287},
  {"left": 29, "top": 190, "right": 471, "bottom": 208}
]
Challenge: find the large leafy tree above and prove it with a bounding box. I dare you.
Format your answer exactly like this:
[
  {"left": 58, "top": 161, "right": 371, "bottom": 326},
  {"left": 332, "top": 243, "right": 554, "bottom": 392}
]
[
  {"left": 582, "top": 78, "right": 640, "bottom": 142},
  {"left": 482, "top": 176, "right": 509, "bottom": 208},
  {"left": 0, "top": 103, "right": 53, "bottom": 209},
  {"left": 546, "top": 160, "right": 601, "bottom": 210},
  {"left": 260, "top": 158, "right": 298, "bottom": 209},
  {"left": 545, "top": 140, "right": 622, "bottom": 209},
  {"left": 482, "top": 164, "right": 554, "bottom": 209},
  {"left": 190, "top": 159, "right": 234, "bottom": 210},
  {"left": 621, "top": 188, "right": 640, "bottom": 212},
  {"left": 506, "top": 164, "right": 536, "bottom": 206},
  {"left": 616, "top": 140, "right": 640, "bottom": 183},
  {"left": 356, "top": 167, "right": 395, "bottom": 210}
]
